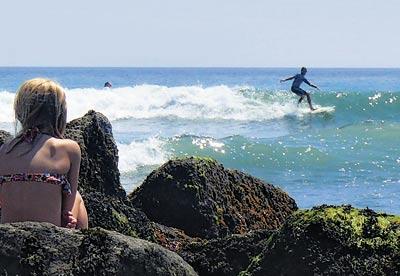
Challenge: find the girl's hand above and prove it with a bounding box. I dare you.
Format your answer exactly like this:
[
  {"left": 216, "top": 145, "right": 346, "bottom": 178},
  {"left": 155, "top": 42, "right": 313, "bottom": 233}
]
[{"left": 62, "top": 211, "right": 77, "bottom": 229}]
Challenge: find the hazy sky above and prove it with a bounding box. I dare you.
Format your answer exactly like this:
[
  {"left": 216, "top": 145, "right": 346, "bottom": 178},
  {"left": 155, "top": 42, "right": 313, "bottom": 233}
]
[{"left": 1, "top": 0, "right": 399, "bottom": 67}]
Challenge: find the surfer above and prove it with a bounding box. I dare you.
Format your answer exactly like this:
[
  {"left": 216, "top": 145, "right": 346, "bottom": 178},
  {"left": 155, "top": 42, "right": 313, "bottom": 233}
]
[
  {"left": 104, "top": 81, "right": 112, "bottom": 88},
  {"left": 280, "top": 67, "right": 319, "bottom": 111}
]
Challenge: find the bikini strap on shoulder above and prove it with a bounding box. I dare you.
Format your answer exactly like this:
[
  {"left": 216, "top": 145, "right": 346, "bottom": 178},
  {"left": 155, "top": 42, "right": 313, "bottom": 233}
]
[{"left": 23, "top": 127, "right": 40, "bottom": 143}]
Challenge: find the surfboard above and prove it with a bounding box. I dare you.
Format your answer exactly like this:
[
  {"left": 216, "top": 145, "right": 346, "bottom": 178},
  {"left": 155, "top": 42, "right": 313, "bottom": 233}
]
[{"left": 310, "top": 106, "right": 335, "bottom": 114}]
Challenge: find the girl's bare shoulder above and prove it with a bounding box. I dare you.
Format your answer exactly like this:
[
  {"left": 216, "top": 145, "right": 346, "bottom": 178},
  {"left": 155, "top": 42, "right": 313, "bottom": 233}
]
[{"left": 46, "top": 138, "right": 81, "bottom": 157}]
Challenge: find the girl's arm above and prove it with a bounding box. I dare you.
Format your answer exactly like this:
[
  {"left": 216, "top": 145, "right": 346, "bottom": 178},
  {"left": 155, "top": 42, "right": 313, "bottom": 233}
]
[{"left": 63, "top": 141, "right": 81, "bottom": 228}]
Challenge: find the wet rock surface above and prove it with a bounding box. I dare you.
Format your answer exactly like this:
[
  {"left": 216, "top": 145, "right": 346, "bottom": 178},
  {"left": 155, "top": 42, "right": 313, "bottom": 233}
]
[
  {"left": 179, "top": 230, "right": 273, "bottom": 276},
  {"left": 84, "top": 191, "right": 193, "bottom": 250},
  {"left": 65, "top": 110, "right": 126, "bottom": 198},
  {"left": 130, "top": 157, "right": 297, "bottom": 239},
  {"left": 0, "top": 222, "right": 197, "bottom": 276},
  {"left": 242, "top": 205, "right": 400, "bottom": 276}
]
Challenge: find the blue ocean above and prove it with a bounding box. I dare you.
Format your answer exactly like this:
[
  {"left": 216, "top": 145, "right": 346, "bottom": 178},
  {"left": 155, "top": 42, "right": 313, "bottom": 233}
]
[{"left": 0, "top": 68, "right": 399, "bottom": 213}]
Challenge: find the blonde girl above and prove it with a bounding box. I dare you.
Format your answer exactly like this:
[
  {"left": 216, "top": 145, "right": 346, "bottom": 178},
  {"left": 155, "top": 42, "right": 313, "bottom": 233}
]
[{"left": 0, "top": 78, "right": 88, "bottom": 228}]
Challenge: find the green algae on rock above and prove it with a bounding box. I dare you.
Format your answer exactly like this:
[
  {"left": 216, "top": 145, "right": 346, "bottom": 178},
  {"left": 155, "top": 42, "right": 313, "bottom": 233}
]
[
  {"left": 84, "top": 191, "right": 194, "bottom": 251},
  {"left": 65, "top": 110, "right": 126, "bottom": 198},
  {"left": 130, "top": 156, "right": 297, "bottom": 239},
  {"left": 241, "top": 205, "right": 400, "bottom": 276},
  {"left": 179, "top": 229, "right": 274, "bottom": 276}
]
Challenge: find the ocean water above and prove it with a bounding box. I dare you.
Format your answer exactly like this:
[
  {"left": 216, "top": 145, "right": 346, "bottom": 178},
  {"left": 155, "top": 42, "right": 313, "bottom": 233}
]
[{"left": 0, "top": 68, "right": 399, "bottom": 213}]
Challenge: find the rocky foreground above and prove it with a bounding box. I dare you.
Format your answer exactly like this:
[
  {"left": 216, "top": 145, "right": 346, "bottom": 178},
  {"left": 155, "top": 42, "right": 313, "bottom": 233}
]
[{"left": 0, "top": 111, "right": 399, "bottom": 276}]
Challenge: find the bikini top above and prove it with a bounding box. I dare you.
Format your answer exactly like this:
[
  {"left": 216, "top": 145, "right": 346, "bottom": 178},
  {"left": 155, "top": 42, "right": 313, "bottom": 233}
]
[
  {"left": 0, "top": 128, "right": 72, "bottom": 195},
  {"left": 0, "top": 173, "right": 72, "bottom": 195}
]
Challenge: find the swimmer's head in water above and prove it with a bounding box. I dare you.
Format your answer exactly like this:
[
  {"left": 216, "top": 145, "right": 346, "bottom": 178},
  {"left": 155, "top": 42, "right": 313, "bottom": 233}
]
[
  {"left": 13, "top": 78, "right": 67, "bottom": 138},
  {"left": 301, "top": 67, "right": 307, "bottom": 75}
]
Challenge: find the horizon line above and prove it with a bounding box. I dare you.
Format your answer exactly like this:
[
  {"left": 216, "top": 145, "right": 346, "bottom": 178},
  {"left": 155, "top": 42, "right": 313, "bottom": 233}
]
[{"left": 0, "top": 66, "right": 399, "bottom": 69}]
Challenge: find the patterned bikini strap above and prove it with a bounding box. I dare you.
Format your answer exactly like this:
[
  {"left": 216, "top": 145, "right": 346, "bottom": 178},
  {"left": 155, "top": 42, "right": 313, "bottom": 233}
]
[
  {"left": 0, "top": 173, "right": 72, "bottom": 195},
  {"left": 23, "top": 127, "right": 41, "bottom": 143}
]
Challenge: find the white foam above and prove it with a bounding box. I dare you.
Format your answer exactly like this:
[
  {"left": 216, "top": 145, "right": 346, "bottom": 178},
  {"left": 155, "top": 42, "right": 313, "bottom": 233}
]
[
  {"left": 117, "top": 137, "right": 169, "bottom": 173},
  {"left": 64, "top": 85, "right": 311, "bottom": 122},
  {"left": 0, "top": 91, "right": 15, "bottom": 123},
  {"left": 0, "top": 85, "right": 318, "bottom": 123}
]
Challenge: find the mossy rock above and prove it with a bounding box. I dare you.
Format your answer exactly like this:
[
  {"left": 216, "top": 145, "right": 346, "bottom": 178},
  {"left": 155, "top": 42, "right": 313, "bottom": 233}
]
[
  {"left": 179, "top": 229, "right": 274, "bottom": 276},
  {"left": 242, "top": 205, "right": 400, "bottom": 276},
  {"left": 84, "top": 191, "right": 192, "bottom": 251},
  {"left": 0, "top": 222, "right": 197, "bottom": 275},
  {"left": 130, "top": 157, "right": 297, "bottom": 239},
  {"left": 65, "top": 110, "right": 126, "bottom": 198}
]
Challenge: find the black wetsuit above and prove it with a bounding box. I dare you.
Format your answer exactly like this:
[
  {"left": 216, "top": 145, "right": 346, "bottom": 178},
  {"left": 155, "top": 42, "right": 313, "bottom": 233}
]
[{"left": 291, "top": 74, "right": 309, "bottom": 96}]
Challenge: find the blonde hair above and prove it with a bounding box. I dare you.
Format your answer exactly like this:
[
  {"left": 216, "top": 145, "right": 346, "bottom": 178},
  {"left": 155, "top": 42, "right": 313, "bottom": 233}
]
[{"left": 6, "top": 78, "right": 67, "bottom": 154}]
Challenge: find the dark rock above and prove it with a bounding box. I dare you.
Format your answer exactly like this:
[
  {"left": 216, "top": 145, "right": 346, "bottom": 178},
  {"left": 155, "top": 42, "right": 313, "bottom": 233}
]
[
  {"left": 130, "top": 157, "right": 297, "bottom": 239},
  {"left": 242, "top": 205, "right": 400, "bottom": 276},
  {"left": 63, "top": 111, "right": 149, "bottom": 236},
  {"left": 84, "top": 191, "right": 194, "bottom": 251},
  {"left": 0, "top": 222, "right": 197, "bottom": 275},
  {"left": 83, "top": 191, "right": 153, "bottom": 238},
  {"left": 63, "top": 111, "right": 196, "bottom": 251},
  {"left": 65, "top": 110, "right": 125, "bottom": 198},
  {"left": 0, "top": 130, "right": 12, "bottom": 146},
  {"left": 179, "top": 230, "right": 273, "bottom": 276}
]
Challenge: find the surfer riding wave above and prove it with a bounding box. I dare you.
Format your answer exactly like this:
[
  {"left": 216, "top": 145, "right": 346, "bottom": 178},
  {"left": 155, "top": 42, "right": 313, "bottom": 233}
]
[{"left": 280, "top": 67, "right": 320, "bottom": 111}]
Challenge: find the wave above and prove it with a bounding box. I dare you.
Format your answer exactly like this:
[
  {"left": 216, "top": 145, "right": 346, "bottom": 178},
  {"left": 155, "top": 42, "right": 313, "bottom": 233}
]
[
  {"left": 117, "top": 135, "right": 229, "bottom": 179},
  {"left": 0, "top": 85, "right": 399, "bottom": 124},
  {"left": 119, "top": 121, "right": 400, "bottom": 190},
  {"left": 117, "top": 137, "right": 169, "bottom": 173},
  {"left": 0, "top": 85, "right": 324, "bottom": 123}
]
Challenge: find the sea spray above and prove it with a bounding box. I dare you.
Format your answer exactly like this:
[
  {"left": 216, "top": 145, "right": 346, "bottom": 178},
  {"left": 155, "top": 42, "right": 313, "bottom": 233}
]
[{"left": 118, "top": 137, "right": 169, "bottom": 173}]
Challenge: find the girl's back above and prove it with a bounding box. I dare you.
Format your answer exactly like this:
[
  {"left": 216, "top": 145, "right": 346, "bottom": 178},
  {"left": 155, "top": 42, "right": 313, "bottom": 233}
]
[
  {"left": 0, "top": 135, "right": 77, "bottom": 225},
  {"left": 0, "top": 78, "right": 87, "bottom": 228}
]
